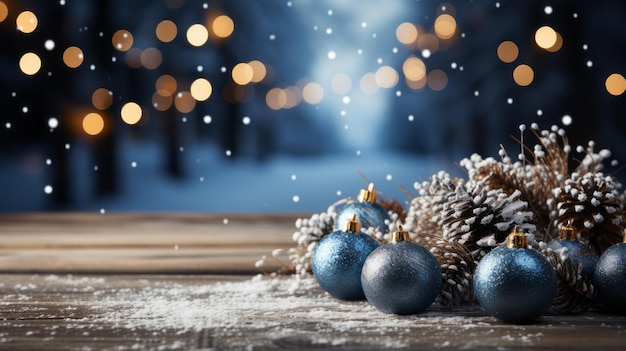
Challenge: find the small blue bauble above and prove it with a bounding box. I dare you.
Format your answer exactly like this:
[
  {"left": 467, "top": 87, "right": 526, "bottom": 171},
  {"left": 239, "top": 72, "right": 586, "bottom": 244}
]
[
  {"left": 594, "top": 242, "right": 626, "bottom": 313},
  {"left": 548, "top": 239, "right": 598, "bottom": 280},
  {"left": 334, "top": 183, "right": 390, "bottom": 232},
  {"left": 474, "top": 229, "right": 556, "bottom": 323},
  {"left": 312, "top": 216, "right": 379, "bottom": 301},
  {"left": 361, "top": 230, "right": 442, "bottom": 315}
]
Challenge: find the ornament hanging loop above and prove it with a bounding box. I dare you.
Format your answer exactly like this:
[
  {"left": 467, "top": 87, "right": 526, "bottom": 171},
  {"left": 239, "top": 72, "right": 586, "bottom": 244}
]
[
  {"left": 506, "top": 225, "right": 528, "bottom": 248},
  {"left": 559, "top": 219, "right": 577, "bottom": 241}
]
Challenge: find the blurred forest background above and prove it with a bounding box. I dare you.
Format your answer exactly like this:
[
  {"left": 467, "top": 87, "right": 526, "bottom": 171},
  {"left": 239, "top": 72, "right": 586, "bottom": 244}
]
[{"left": 1, "top": 0, "right": 625, "bottom": 212}]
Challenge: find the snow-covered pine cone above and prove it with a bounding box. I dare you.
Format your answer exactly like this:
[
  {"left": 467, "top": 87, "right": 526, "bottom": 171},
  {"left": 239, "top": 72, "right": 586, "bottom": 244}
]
[
  {"left": 404, "top": 171, "right": 459, "bottom": 234},
  {"left": 282, "top": 211, "right": 335, "bottom": 276},
  {"left": 426, "top": 238, "right": 476, "bottom": 306},
  {"left": 549, "top": 171, "right": 625, "bottom": 255},
  {"left": 442, "top": 181, "right": 535, "bottom": 260},
  {"left": 532, "top": 241, "right": 596, "bottom": 314}
]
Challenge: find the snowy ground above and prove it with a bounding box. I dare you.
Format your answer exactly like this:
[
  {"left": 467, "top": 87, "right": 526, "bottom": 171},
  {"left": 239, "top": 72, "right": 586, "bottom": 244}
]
[{"left": 0, "top": 141, "right": 462, "bottom": 213}]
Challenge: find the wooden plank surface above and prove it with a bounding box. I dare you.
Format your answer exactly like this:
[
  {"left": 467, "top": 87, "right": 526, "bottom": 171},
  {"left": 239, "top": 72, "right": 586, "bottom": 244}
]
[
  {"left": 0, "top": 213, "right": 298, "bottom": 274},
  {"left": 0, "top": 273, "right": 625, "bottom": 350}
]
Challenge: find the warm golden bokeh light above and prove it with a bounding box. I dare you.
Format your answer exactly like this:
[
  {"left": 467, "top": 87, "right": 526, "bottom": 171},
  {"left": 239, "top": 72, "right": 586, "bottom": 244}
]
[
  {"left": 190, "top": 78, "right": 213, "bottom": 101},
  {"left": 0, "top": 2, "right": 8, "bottom": 23},
  {"left": 302, "top": 82, "right": 324, "bottom": 104},
  {"left": 92, "top": 88, "right": 113, "bottom": 110},
  {"left": 248, "top": 60, "right": 267, "bottom": 83},
  {"left": 16, "top": 11, "right": 38, "bottom": 33},
  {"left": 513, "top": 64, "right": 534, "bottom": 86},
  {"left": 186, "top": 24, "right": 209, "bottom": 47},
  {"left": 417, "top": 33, "right": 439, "bottom": 52},
  {"left": 535, "top": 26, "right": 557, "bottom": 50},
  {"left": 360, "top": 72, "right": 379, "bottom": 94},
  {"left": 124, "top": 47, "right": 143, "bottom": 69},
  {"left": 19, "top": 52, "right": 41, "bottom": 75},
  {"left": 174, "top": 91, "right": 196, "bottom": 113},
  {"left": 63, "top": 46, "right": 84, "bottom": 68},
  {"left": 283, "top": 86, "right": 302, "bottom": 109},
  {"left": 434, "top": 14, "right": 456, "bottom": 40},
  {"left": 212, "top": 15, "right": 234, "bottom": 38},
  {"left": 152, "top": 92, "right": 173, "bottom": 111},
  {"left": 83, "top": 112, "right": 105, "bottom": 136},
  {"left": 497, "top": 41, "right": 519, "bottom": 63},
  {"left": 121, "top": 102, "right": 143, "bottom": 125},
  {"left": 402, "top": 56, "right": 427, "bottom": 81},
  {"left": 545, "top": 31, "right": 563, "bottom": 52},
  {"left": 606, "top": 73, "right": 626, "bottom": 96},
  {"left": 232, "top": 63, "right": 253, "bottom": 85},
  {"left": 406, "top": 76, "right": 427, "bottom": 91},
  {"left": 140, "top": 47, "right": 162, "bottom": 70},
  {"left": 266, "top": 88, "right": 287, "bottom": 110},
  {"left": 331, "top": 73, "right": 352, "bottom": 95},
  {"left": 427, "top": 69, "right": 448, "bottom": 91},
  {"left": 396, "top": 22, "right": 418, "bottom": 45},
  {"left": 112, "top": 30, "right": 134, "bottom": 51},
  {"left": 155, "top": 74, "right": 177, "bottom": 96},
  {"left": 375, "top": 66, "right": 399, "bottom": 88},
  {"left": 156, "top": 19, "right": 177, "bottom": 43}
]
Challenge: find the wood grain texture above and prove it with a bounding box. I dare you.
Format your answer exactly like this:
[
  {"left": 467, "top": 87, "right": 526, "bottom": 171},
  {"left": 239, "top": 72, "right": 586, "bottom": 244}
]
[{"left": 0, "top": 213, "right": 299, "bottom": 274}]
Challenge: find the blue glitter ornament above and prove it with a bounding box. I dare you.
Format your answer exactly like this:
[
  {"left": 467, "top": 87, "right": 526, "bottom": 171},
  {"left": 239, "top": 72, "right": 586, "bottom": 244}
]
[
  {"left": 312, "top": 214, "right": 379, "bottom": 300},
  {"left": 548, "top": 220, "right": 598, "bottom": 280},
  {"left": 594, "top": 231, "right": 626, "bottom": 313},
  {"left": 474, "top": 226, "right": 557, "bottom": 324},
  {"left": 361, "top": 227, "right": 442, "bottom": 315},
  {"left": 334, "top": 183, "right": 390, "bottom": 232}
]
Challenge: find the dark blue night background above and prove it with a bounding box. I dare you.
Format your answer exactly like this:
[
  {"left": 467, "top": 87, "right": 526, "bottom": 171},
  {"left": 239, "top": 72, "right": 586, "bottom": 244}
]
[{"left": 1, "top": 0, "right": 625, "bottom": 213}]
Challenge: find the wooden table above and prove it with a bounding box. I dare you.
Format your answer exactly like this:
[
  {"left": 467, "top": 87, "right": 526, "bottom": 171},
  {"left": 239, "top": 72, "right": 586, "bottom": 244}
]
[{"left": 0, "top": 213, "right": 625, "bottom": 350}]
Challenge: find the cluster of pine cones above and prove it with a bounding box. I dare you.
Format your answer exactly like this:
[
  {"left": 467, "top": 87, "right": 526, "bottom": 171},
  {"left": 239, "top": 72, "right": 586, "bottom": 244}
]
[{"left": 281, "top": 123, "right": 625, "bottom": 313}]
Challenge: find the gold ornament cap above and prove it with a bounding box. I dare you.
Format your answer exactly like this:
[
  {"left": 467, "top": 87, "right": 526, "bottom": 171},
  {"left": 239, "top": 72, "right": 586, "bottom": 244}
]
[
  {"left": 357, "top": 183, "right": 377, "bottom": 203},
  {"left": 344, "top": 214, "right": 361, "bottom": 233},
  {"left": 390, "top": 225, "right": 411, "bottom": 243},
  {"left": 559, "top": 219, "right": 577, "bottom": 241},
  {"left": 506, "top": 225, "right": 528, "bottom": 248}
]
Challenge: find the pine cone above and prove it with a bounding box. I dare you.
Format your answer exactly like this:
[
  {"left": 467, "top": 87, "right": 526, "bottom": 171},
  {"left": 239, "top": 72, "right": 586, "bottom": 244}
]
[
  {"left": 532, "top": 241, "right": 596, "bottom": 314},
  {"left": 404, "top": 171, "right": 459, "bottom": 234},
  {"left": 425, "top": 237, "right": 476, "bottom": 306},
  {"left": 441, "top": 181, "right": 535, "bottom": 259},
  {"left": 550, "top": 171, "right": 625, "bottom": 255}
]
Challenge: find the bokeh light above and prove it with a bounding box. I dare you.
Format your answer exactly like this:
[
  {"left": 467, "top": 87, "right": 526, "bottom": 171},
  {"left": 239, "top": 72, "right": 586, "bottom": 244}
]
[
  {"left": 535, "top": 26, "right": 557, "bottom": 50},
  {"left": 248, "top": 60, "right": 267, "bottom": 83},
  {"left": 156, "top": 19, "right": 177, "bottom": 43},
  {"left": 402, "top": 56, "right": 427, "bottom": 81},
  {"left": 0, "top": 2, "right": 8, "bottom": 23},
  {"left": 174, "top": 91, "right": 196, "bottom": 113},
  {"left": 124, "top": 47, "right": 142, "bottom": 69},
  {"left": 360, "top": 72, "right": 379, "bottom": 94},
  {"left": 155, "top": 74, "right": 177, "bottom": 96},
  {"left": 427, "top": 69, "right": 448, "bottom": 91},
  {"left": 434, "top": 14, "right": 456, "bottom": 40},
  {"left": 121, "top": 102, "right": 143, "bottom": 125},
  {"left": 112, "top": 30, "right": 133, "bottom": 51},
  {"left": 396, "top": 22, "right": 418, "bottom": 45},
  {"left": 497, "top": 41, "right": 519, "bottom": 63},
  {"left": 186, "top": 24, "right": 209, "bottom": 47},
  {"left": 16, "top": 11, "right": 38, "bottom": 33},
  {"left": 331, "top": 73, "right": 352, "bottom": 95},
  {"left": 190, "top": 78, "right": 212, "bottom": 101},
  {"left": 140, "top": 47, "right": 162, "bottom": 70},
  {"left": 152, "top": 92, "right": 173, "bottom": 111},
  {"left": 605, "top": 73, "right": 626, "bottom": 96},
  {"left": 375, "top": 66, "right": 399, "bottom": 88},
  {"left": 545, "top": 31, "right": 563, "bottom": 52},
  {"left": 92, "top": 88, "right": 113, "bottom": 110},
  {"left": 83, "top": 112, "right": 105, "bottom": 136},
  {"left": 212, "top": 15, "right": 234, "bottom": 38},
  {"left": 513, "top": 64, "right": 534, "bottom": 86},
  {"left": 232, "top": 63, "right": 253, "bottom": 85},
  {"left": 63, "top": 46, "right": 84, "bottom": 68},
  {"left": 302, "top": 82, "right": 324, "bottom": 104},
  {"left": 19, "top": 52, "right": 42, "bottom": 75},
  {"left": 266, "top": 88, "right": 287, "bottom": 110}
]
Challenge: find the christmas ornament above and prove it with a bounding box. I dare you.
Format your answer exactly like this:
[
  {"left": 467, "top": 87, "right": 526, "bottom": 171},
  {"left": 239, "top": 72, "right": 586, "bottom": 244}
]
[
  {"left": 548, "top": 220, "right": 598, "bottom": 280},
  {"left": 334, "top": 183, "right": 390, "bottom": 233},
  {"left": 361, "top": 227, "right": 441, "bottom": 315},
  {"left": 594, "top": 231, "right": 626, "bottom": 313},
  {"left": 312, "top": 214, "right": 379, "bottom": 300},
  {"left": 473, "top": 226, "right": 557, "bottom": 323}
]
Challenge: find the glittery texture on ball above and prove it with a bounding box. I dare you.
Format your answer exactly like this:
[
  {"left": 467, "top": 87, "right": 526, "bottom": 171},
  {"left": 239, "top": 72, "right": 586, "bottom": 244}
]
[
  {"left": 311, "top": 229, "right": 379, "bottom": 300},
  {"left": 548, "top": 239, "right": 598, "bottom": 280},
  {"left": 361, "top": 241, "right": 442, "bottom": 315},
  {"left": 473, "top": 247, "right": 557, "bottom": 323},
  {"left": 594, "top": 243, "right": 626, "bottom": 313},
  {"left": 334, "top": 202, "right": 390, "bottom": 232}
]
